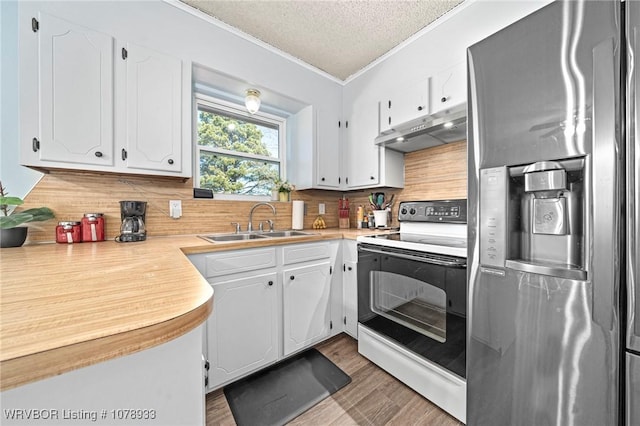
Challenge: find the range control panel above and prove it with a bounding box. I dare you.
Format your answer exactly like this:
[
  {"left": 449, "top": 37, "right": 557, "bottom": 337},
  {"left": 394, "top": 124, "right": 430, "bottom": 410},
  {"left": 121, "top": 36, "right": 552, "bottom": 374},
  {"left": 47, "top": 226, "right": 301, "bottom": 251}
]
[{"left": 398, "top": 200, "right": 467, "bottom": 223}]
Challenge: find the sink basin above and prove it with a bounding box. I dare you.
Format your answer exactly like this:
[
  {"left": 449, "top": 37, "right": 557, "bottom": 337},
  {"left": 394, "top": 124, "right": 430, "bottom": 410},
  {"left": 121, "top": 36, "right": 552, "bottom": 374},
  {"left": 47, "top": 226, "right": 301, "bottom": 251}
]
[
  {"left": 199, "top": 233, "right": 268, "bottom": 243},
  {"left": 263, "top": 230, "right": 314, "bottom": 238},
  {"left": 199, "top": 230, "right": 315, "bottom": 243}
]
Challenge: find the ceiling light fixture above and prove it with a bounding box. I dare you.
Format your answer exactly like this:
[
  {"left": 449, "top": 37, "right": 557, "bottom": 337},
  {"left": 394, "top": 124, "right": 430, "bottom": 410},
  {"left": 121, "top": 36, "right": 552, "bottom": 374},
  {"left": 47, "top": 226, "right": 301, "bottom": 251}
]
[
  {"left": 443, "top": 122, "right": 454, "bottom": 129},
  {"left": 245, "top": 89, "right": 261, "bottom": 114}
]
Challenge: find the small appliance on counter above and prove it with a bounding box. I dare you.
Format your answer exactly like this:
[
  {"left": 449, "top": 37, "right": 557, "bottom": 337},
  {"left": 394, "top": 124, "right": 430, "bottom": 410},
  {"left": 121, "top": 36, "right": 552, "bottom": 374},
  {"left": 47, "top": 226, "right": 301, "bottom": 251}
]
[{"left": 117, "top": 201, "right": 147, "bottom": 242}]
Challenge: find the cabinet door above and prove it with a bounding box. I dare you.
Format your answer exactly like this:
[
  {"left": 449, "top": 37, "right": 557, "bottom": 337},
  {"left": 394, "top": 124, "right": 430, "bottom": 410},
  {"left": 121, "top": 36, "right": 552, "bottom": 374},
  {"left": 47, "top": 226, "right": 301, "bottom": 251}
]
[
  {"left": 379, "top": 98, "right": 393, "bottom": 134},
  {"left": 380, "top": 79, "right": 430, "bottom": 133},
  {"left": 208, "top": 272, "right": 278, "bottom": 390},
  {"left": 431, "top": 61, "right": 466, "bottom": 114},
  {"left": 345, "top": 99, "right": 380, "bottom": 187},
  {"left": 38, "top": 13, "right": 114, "bottom": 166},
  {"left": 343, "top": 260, "right": 358, "bottom": 338},
  {"left": 282, "top": 262, "right": 331, "bottom": 356},
  {"left": 121, "top": 42, "right": 182, "bottom": 173},
  {"left": 315, "top": 108, "right": 341, "bottom": 188}
]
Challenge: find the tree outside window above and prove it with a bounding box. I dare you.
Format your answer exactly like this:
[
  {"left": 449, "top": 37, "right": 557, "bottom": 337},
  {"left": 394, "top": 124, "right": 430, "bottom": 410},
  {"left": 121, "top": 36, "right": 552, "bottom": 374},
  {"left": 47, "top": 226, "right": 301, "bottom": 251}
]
[{"left": 196, "top": 99, "right": 284, "bottom": 196}]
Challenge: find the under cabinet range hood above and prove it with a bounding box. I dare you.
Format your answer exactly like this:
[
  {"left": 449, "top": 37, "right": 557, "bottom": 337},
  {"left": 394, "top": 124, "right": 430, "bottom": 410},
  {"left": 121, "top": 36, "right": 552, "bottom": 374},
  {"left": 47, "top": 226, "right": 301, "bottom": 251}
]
[{"left": 375, "top": 103, "right": 467, "bottom": 152}]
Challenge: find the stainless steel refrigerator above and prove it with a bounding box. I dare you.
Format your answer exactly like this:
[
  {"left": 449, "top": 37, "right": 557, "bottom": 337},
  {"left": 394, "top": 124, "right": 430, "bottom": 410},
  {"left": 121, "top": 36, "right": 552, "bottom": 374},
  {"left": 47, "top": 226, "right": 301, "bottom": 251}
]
[{"left": 467, "top": 0, "right": 638, "bottom": 425}]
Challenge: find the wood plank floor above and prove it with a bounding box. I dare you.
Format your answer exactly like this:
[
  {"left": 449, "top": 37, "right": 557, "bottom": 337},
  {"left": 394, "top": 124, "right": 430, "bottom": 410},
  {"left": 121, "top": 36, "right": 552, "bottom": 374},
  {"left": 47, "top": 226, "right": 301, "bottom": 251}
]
[{"left": 206, "top": 333, "right": 464, "bottom": 425}]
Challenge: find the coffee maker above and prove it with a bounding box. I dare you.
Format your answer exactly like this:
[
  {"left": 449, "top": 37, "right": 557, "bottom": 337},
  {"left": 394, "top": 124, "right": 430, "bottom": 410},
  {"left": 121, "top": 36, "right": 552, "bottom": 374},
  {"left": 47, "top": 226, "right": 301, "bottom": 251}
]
[{"left": 117, "top": 201, "right": 147, "bottom": 242}]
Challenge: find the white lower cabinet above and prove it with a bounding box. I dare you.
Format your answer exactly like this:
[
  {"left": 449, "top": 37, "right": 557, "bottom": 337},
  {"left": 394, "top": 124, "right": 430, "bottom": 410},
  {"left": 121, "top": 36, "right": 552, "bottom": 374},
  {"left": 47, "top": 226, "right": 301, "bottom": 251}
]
[
  {"left": 342, "top": 240, "right": 358, "bottom": 338},
  {"left": 343, "top": 260, "right": 358, "bottom": 338},
  {"left": 2, "top": 327, "right": 206, "bottom": 426},
  {"left": 207, "top": 272, "right": 278, "bottom": 390},
  {"left": 282, "top": 262, "right": 331, "bottom": 356},
  {"left": 189, "top": 241, "right": 340, "bottom": 392}
]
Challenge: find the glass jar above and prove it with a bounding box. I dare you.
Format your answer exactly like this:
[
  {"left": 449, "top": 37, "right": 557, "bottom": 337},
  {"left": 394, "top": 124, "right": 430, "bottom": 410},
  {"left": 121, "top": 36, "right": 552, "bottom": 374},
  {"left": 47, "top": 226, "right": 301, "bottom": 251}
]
[
  {"left": 81, "top": 213, "right": 105, "bottom": 242},
  {"left": 56, "top": 221, "right": 82, "bottom": 244}
]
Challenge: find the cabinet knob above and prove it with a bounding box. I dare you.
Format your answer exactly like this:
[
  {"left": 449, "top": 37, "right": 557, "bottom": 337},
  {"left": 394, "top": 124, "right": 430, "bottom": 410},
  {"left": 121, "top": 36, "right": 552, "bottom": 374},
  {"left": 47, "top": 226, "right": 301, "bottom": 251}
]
[
  {"left": 347, "top": 266, "right": 352, "bottom": 271},
  {"left": 441, "top": 97, "right": 447, "bottom": 103},
  {"left": 268, "top": 280, "right": 273, "bottom": 286},
  {"left": 290, "top": 275, "right": 295, "bottom": 280},
  {"left": 94, "top": 151, "right": 103, "bottom": 158},
  {"left": 168, "top": 159, "right": 174, "bottom": 165},
  {"left": 417, "top": 106, "right": 423, "bottom": 111},
  {"left": 370, "top": 176, "right": 375, "bottom": 180},
  {"left": 321, "top": 177, "right": 325, "bottom": 182}
]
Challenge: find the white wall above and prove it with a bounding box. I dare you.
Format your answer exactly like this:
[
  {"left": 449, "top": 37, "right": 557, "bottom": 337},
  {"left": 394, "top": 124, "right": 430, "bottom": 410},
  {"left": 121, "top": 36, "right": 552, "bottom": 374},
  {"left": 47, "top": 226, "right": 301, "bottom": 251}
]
[{"left": 1, "top": 0, "right": 42, "bottom": 200}]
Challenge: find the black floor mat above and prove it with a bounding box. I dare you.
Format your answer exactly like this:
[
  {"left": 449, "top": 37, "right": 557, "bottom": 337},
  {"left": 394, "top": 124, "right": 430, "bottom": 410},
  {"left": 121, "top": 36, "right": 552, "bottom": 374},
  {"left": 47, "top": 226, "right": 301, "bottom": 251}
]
[{"left": 224, "top": 348, "right": 352, "bottom": 426}]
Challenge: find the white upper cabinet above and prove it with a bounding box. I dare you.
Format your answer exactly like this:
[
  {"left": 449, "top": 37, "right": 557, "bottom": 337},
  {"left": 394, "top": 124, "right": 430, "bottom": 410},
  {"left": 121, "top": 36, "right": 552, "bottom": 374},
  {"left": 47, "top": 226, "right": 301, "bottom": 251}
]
[
  {"left": 37, "top": 13, "right": 114, "bottom": 167},
  {"left": 21, "top": 12, "right": 190, "bottom": 178},
  {"left": 315, "top": 108, "right": 341, "bottom": 188},
  {"left": 119, "top": 42, "right": 183, "bottom": 173},
  {"left": 287, "top": 104, "right": 342, "bottom": 190},
  {"left": 431, "top": 61, "right": 467, "bottom": 114},
  {"left": 379, "top": 78, "right": 430, "bottom": 133},
  {"left": 343, "top": 93, "right": 404, "bottom": 189},
  {"left": 344, "top": 97, "right": 380, "bottom": 187}
]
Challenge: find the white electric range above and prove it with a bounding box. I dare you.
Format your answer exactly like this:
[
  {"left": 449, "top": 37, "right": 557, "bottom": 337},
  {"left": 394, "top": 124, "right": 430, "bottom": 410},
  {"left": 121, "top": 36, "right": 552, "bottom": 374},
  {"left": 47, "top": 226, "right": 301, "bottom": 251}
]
[{"left": 356, "top": 199, "right": 468, "bottom": 423}]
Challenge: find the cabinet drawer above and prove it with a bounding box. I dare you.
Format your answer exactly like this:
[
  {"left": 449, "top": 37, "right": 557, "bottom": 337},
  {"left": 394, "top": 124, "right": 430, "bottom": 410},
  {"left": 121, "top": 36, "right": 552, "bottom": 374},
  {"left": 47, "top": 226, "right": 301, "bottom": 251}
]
[
  {"left": 204, "top": 248, "right": 277, "bottom": 278},
  {"left": 282, "top": 242, "right": 330, "bottom": 265}
]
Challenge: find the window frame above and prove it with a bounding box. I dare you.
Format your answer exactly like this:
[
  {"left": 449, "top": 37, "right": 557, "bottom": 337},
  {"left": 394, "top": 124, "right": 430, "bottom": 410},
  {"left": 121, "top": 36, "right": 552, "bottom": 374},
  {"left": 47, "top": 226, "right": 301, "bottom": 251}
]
[{"left": 193, "top": 93, "right": 287, "bottom": 201}]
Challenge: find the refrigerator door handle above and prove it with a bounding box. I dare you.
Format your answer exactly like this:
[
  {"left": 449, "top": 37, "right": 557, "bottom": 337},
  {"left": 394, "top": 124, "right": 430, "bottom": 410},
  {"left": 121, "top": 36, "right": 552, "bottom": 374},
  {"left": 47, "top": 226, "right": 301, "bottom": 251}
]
[
  {"left": 628, "top": 10, "right": 640, "bottom": 349},
  {"left": 592, "top": 37, "right": 619, "bottom": 331}
]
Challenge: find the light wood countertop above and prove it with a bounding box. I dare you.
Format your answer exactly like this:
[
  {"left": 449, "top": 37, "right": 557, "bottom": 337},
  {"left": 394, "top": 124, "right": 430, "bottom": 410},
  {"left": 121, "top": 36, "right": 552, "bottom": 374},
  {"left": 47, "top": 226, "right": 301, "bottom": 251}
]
[{"left": 0, "top": 228, "right": 389, "bottom": 391}]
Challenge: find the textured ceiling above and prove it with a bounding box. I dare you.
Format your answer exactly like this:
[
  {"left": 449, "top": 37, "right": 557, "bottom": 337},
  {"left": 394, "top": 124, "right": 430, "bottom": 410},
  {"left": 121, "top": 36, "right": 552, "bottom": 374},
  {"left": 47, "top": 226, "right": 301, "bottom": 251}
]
[{"left": 181, "top": 0, "right": 465, "bottom": 81}]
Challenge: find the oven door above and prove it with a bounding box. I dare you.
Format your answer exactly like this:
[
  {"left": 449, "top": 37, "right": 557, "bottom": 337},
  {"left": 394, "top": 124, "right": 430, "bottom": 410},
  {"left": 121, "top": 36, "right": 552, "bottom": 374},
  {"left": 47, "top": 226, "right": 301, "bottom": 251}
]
[{"left": 357, "top": 243, "right": 467, "bottom": 378}]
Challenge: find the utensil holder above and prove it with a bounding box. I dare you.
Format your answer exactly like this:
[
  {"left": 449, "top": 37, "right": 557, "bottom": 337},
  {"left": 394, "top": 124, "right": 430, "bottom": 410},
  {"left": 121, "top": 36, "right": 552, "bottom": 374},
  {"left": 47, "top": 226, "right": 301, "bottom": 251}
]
[{"left": 373, "top": 210, "right": 388, "bottom": 227}]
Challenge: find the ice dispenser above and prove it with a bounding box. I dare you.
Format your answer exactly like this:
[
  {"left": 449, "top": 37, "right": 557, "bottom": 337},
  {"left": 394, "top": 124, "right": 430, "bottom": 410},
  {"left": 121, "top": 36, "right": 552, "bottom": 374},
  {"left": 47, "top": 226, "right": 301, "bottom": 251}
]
[{"left": 480, "top": 159, "right": 586, "bottom": 280}]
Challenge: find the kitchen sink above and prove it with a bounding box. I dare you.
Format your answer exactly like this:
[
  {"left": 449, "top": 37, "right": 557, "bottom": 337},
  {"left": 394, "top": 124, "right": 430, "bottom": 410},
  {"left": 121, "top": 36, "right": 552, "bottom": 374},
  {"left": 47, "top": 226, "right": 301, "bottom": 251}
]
[
  {"left": 199, "top": 233, "right": 268, "bottom": 243},
  {"left": 199, "top": 230, "right": 315, "bottom": 243},
  {"left": 262, "top": 230, "right": 314, "bottom": 238}
]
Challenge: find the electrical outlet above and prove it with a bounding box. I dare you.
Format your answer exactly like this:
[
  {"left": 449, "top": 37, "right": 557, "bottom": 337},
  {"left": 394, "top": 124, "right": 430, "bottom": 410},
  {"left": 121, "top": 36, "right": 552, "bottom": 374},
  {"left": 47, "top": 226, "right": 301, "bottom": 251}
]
[
  {"left": 319, "top": 203, "right": 326, "bottom": 215},
  {"left": 169, "top": 200, "right": 182, "bottom": 219}
]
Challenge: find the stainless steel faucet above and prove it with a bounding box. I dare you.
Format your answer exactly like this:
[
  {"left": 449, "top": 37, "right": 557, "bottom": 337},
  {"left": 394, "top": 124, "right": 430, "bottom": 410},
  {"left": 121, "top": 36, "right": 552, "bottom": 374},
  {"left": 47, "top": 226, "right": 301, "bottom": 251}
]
[{"left": 248, "top": 203, "right": 276, "bottom": 232}]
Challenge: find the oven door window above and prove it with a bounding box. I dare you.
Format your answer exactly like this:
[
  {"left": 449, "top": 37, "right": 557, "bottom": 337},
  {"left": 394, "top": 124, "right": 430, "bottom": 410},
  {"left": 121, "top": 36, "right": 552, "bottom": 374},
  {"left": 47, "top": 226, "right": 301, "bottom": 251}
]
[
  {"left": 357, "top": 244, "right": 466, "bottom": 378},
  {"left": 370, "top": 271, "right": 446, "bottom": 343}
]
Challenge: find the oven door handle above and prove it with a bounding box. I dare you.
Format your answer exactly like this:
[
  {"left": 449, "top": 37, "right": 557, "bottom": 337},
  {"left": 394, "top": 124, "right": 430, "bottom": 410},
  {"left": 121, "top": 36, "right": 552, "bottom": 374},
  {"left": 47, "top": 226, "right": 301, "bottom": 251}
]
[{"left": 358, "top": 246, "right": 466, "bottom": 268}]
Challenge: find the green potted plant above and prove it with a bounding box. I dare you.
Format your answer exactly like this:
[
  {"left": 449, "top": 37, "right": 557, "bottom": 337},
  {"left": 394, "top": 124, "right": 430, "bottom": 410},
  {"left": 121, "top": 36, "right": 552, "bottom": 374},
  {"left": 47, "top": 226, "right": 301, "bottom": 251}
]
[
  {"left": 275, "top": 179, "right": 294, "bottom": 202},
  {"left": 0, "top": 181, "right": 55, "bottom": 248}
]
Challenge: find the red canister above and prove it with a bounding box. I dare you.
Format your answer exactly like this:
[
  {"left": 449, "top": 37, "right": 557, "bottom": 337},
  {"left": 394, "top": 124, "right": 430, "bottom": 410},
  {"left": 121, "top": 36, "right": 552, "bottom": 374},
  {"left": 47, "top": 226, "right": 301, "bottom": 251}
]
[
  {"left": 81, "top": 213, "right": 105, "bottom": 242},
  {"left": 56, "top": 221, "right": 82, "bottom": 244}
]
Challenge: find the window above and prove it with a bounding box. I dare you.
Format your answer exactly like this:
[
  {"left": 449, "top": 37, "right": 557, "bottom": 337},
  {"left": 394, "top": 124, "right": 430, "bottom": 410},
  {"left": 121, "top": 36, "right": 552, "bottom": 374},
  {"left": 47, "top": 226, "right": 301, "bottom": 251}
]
[{"left": 195, "top": 95, "right": 285, "bottom": 197}]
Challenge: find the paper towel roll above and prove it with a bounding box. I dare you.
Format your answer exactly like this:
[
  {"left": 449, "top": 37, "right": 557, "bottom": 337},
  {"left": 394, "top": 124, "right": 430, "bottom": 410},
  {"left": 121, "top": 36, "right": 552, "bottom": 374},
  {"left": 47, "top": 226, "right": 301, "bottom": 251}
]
[{"left": 292, "top": 200, "right": 304, "bottom": 230}]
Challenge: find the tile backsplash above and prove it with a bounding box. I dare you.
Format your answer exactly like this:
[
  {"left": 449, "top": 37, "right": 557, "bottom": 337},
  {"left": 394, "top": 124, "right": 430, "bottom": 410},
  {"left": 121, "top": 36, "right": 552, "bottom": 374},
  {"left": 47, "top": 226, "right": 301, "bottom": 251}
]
[{"left": 20, "top": 141, "right": 466, "bottom": 243}]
